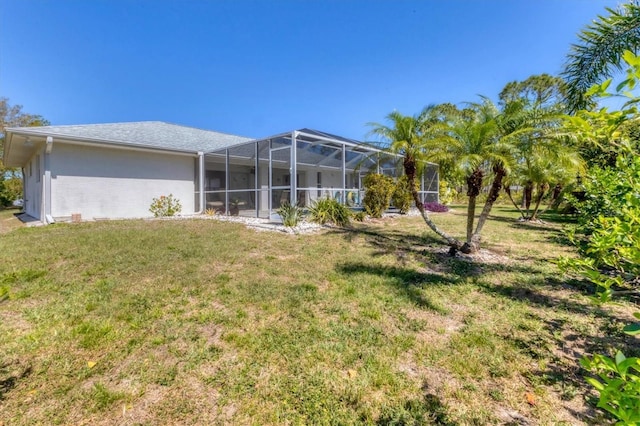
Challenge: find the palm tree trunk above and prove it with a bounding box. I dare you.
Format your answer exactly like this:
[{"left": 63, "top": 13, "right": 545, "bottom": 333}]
[
  {"left": 529, "top": 183, "right": 549, "bottom": 221},
  {"left": 466, "top": 196, "right": 476, "bottom": 243},
  {"left": 540, "top": 183, "right": 563, "bottom": 216},
  {"left": 405, "top": 158, "right": 463, "bottom": 251},
  {"left": 524, "top": 181, "right": 533, "bottom": 219},
  {"left": 462, "top": 169, "right": 483, "bottom": 253},
  {"left": 471, "top": 163, "right": 506, "bottom": 251},
  {"left": 504, "top": 186, "right": 527, "bottom": 219}
]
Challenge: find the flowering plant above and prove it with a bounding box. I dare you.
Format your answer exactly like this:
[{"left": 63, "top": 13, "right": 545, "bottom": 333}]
[{"left": 149, "top": 194, "right": 182, "bottom": 217}]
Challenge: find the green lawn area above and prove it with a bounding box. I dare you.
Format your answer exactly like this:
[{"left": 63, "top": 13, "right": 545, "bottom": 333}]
[
  {"left": 0, "top": 207, "right": 636, "bottom": 424},
  {"left": 0, "top": 208, "right": 25, "bottom": 234}
]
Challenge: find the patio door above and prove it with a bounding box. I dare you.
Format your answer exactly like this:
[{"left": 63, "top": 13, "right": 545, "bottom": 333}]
[{"left": 269, "top": 145, "right": 291, "bottom": 213}]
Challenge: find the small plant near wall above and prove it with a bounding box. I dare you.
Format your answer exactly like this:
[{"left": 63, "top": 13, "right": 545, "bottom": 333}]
[
  {"left": 149, "top": 194, "right": 182, "bottom": 217},
  {"left": 277, "top": 201, "right": 304, "bottom": 227},
  {"left": 308, "top": 198, "right": 351, "bottom": 227},
  {"left": 204, "top": 208, "right": 217, "bottom": 216},
  {"left": 363, "top": 173, "right": 395, "bottom": 218},
  {"left": 352, "top": 211, "right": 366, "bottom": 222}
]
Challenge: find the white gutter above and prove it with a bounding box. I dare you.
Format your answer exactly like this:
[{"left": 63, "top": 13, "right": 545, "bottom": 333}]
[
  {"left": 44, "top": 136, "right": 54, "bottom": 224},
  {"left": 196, "top": 151, "right": 205, "bottom": 214}
]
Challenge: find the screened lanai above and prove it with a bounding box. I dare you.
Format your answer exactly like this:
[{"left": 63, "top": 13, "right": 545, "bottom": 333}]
[{"left": 195, "top": 129, "right": 439, "bottom": 219}]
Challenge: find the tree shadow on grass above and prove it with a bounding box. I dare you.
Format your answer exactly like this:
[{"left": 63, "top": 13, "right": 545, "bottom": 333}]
[
  {"left": 331, "top": 226, "right": 444, "bottom": 259},
  {"left": 486, "top": 213, "right": 565, "bottom": 233},
  {"left": 332, "top": 222, "right": 637, "bottom": 423},
  {"left": 336, "top": 262, "right": 459, "bottom": 314},
  {"left": 376, "top": 387, "right": 452, "bottom": 425},
  {"left": 485, "top": 213, "right": 576, "bottom": 247},
  {"left": 330, "top": 226, "right": 552, "bottom": 278},
  {"left": 0, "top": 362, "right": 31, "bottom": 401}
]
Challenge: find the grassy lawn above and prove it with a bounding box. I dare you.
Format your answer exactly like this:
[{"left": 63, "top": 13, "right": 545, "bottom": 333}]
[
  {"left": 0, "top": 209, "right": 25, "bottom": 234},
  {"left": 0, "top": 206, "right": 637, "bottom": 425}
]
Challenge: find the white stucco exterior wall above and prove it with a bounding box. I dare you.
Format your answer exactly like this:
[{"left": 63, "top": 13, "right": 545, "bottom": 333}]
[
  {"left": 23, "top": 147, "right": 45, "bottom": 220},
  {"left": 50, "top": 143, "right": 196, "bottom": 220}
]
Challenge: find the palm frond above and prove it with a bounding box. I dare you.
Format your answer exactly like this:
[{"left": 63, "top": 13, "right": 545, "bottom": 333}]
[{"left": 563, "top": 2, "right": 640, "bottom": 112}]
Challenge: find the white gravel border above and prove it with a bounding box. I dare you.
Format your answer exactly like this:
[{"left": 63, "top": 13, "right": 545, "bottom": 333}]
[{"left": 195, "top": 213, "right": 325, "bottom": 234}]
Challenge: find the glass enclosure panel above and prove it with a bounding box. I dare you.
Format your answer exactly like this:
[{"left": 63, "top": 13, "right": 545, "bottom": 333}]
[
  {"left": 298, "top": 143, "right": 342, "bottom": 169},
  {"left": 205, "top": 191, "right": 226, "bottom": 213},
  {"left": 197, "top": 133, "right": 437, "bottom": 217},
  {"left": 204, "top": 153, "right": 226, "bottom": 191},
  {"left": 271, "top": 147, "right": 291, "bottom": 188},
  {"left": 423, "top": 164, "right": 439, "bottom": 192},
  {"left": 228, "top": 145, "right": 256, "bottom": 190},
  {"left": 257, "top": 189, "right": 269, "bottom": 219},
  {"left": 380, "top": 153, "right": 401, "bottom": 177},
  {"left": 230, "top": 191, "right": 255, "bottom": 216},
  {"left": 271, "top": 189, "right": 290, "bottom": 210},
  {"left": 423, "top": 192, "right": 439, "bottom": 203},
  {"left": 271, "top": 136, "right": 292, "bottom": 149}
]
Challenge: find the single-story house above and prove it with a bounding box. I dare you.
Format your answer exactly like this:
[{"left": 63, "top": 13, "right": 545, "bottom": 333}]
[{"left": 2, "top": 121, "right": 439, "bottom": 223}]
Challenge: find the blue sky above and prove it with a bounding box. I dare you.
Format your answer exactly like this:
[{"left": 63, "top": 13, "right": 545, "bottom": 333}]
[{"left": 0, "top": 0, "right": 622, "bottom": 140}]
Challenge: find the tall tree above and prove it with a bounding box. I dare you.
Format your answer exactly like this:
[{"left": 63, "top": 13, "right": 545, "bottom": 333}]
[
  {"left": 0, "top": 98, "right": 49, "bottom": 206},
  {"left": 500, "top": 74, "right": 567, "bottom": 109},
  {"left": 563, "top": 1, "right": 640, "bottom": 112}
]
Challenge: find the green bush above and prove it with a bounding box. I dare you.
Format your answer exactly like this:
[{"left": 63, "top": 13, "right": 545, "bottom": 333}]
[
  {"left": 352, "top": 211, "right": 366, "bottom": 222},
  {"left": 307, "top": 197, "right": 351, "bottom": 227},
  {"left": 149, "top": 194, "right": 182, "bottom": 217},
  {"left": 558, "top": 53, "right": 640, "bottom": 425},
  {"left": 439, "top": 180, "right": 457, "bottom": 205},
  {"left": 0, "top": 176, "right": 22, "bottom": 207},
  {"left": 581, "top": 351, "right": 640, "bottom": 424},
  {"left": 362, "top": 173, "right": 395, "bottom": 218},
  {"left": 277, "top": 201, "right": 304, "bottom": 227},
  {"left": 562, "top": 154, "right": 640, "bottom": 292},
  {"left": 392, "top": 175, "right": 413, "bottom": 214}
]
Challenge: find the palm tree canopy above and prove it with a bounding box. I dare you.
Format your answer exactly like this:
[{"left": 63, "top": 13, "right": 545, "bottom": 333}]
[
  {"left": 428, "top": 99, "right": 514, "bottom": 179},
  {"left": 563, "top": 1, "right": 640, "bottom": 112},
  {"left": 367, "top": 106, "right": 448, "bottom": 159}
]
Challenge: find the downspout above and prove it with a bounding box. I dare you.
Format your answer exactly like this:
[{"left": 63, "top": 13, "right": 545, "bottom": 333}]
[
  {"left": 341, "top": 143, "right": 346, "bottom": 203},
  {"left": 195, "top": 151, "right": 205, "bottom": 214},
  {"left": 21, "top": 167, "right": 26, "bottom": 212},
  {"left": 290, "top": 131, "right": 297, "bottom": 205},
  {"left": 44, "top": 136, "right": 54, "bottom": 224}
]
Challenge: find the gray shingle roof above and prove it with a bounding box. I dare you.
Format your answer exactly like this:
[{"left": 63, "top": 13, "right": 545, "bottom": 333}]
[{"left": 8, "top": 121, "right": 254, "bottom": 153}]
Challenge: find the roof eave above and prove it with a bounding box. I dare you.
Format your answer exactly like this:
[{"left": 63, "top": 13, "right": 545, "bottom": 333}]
[{"left": 4, "top": 127, "right": 201, "bottom": 156}]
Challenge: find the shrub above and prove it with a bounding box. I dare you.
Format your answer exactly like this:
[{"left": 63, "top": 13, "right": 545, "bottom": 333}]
[
  {"left": 580, "top": 351, "right": 640, "bottom": 424},
  {"left": 424, "top": 202, "right": 449, "bottom": 213},
  {"left": 353, "top": 211, "right": 366, "bottom": 222},
  {"left": 557, "top": 58, "right": 640, "bottom": 425},
  {"left": 363, "top": 173, "right": 395, "bottom": 218},
  {"left": 392, "top": 175, "right": 413, "bottom": 214},
  {"left": 439, "top": 180, "right": 457, "bottom": 205},
  {"left": 277, "top": 201, "right": 304, "bottom": 227},
  {"left": 308, "top": 197, "right": 351, "bottom": 227},
  {"left": 149, "top": 194, "right": 182, "bottom": 217}
]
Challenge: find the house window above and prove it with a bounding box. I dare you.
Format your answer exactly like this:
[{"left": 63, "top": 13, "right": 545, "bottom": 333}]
[{"left": 36, "top": 155, "right": 41, "bottom": 182}]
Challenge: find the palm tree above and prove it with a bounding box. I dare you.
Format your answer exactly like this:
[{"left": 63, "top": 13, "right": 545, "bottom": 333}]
[
  {"left": 497, "top": 94, "right": 584, "bottom": 221},
  {"left": 434, "top": 99, "right": 513, "bottom": 252},
  {"left": 505, "top": 145, "right": 584, "bottom": 221},
  {"left": 367, "top": 107, "right": 464, "bottom": 251},
  {"left": 563, "top": 1, "right": 640, "bottom": 112}
]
